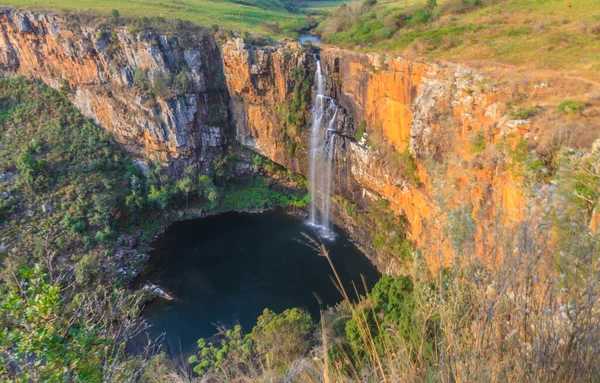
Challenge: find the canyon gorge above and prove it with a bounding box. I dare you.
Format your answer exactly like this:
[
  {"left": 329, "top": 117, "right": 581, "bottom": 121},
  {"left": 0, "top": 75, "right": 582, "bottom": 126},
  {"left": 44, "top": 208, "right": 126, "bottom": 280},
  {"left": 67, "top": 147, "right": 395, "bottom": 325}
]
[{"left": 0, "top": 8, "right": 596, "bottom": 273}]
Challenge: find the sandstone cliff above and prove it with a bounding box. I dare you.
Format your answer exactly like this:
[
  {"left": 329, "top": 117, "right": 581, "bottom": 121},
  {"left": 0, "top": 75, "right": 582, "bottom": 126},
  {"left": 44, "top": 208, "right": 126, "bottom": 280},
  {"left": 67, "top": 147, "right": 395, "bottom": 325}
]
[
  {"left": 2, "top": 9, "right": 596, "bottom": 273},
  {"left": 224, "top": 41, "right": 535, "bottom": 271},
  {"left": 0, "top": 9, "right": 229, "bottom": 174}
]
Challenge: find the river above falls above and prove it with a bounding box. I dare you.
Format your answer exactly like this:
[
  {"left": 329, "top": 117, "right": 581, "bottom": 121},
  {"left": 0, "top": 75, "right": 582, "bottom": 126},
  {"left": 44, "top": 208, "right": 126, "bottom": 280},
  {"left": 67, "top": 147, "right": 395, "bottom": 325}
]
[
  {"left": 299, "top": 33, "right": 322, "bottom": 44},
  {"left": 135, "top": 211, "right": 380, "bottom": 356}
]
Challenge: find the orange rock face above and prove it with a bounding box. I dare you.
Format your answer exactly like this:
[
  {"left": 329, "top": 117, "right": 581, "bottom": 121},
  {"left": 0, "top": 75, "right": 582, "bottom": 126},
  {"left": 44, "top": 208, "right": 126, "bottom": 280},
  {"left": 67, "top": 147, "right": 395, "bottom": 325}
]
[
  {"left": 0, "top": 9, "right": 536, "bottom": 271},
  {"left": 222, "top": 42, "right": 531, "bottom": 270},
  {"left": 0, "top": 10, "right": 230, "bottom": 174}
]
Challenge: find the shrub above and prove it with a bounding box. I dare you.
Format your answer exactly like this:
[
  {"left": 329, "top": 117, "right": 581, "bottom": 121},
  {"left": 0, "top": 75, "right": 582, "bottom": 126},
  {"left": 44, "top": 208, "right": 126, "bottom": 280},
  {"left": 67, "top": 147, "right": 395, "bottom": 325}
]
[
  {"left": 510, "top": 105, "right": 541, "bottom": 119},
  {"left": 75, "top": 254, "right": 99, "bottom": 285},
  {"left": 251, "top": 308, "right": 313, "bottom": 368},
  {"left": 152, "top": 73, "right": 171, "bottom": 98},
  {"left": 557, "top": 99, "right": 586, "bottom": 114},
  {"left": 174, "top": 71, "right": 192, "bottom": 94},
  {"left": 469, "top": 131, "right": 486, "bottom": 153},
  {"left": 407, "top": 9, "right": 431, "bottom": 26},
  {"left": 133, "top": 68, "right": 149, "bottom": 91},
  {"left": 355, "top": 121, "right": 367, "bottom": 141},
  {"left": 110, "top": 9, "right": 120, "bottom": 22}
]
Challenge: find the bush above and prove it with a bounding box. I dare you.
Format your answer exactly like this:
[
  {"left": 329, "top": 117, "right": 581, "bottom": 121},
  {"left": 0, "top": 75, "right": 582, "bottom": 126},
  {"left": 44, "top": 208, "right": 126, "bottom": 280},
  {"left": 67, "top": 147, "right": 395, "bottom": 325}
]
[
  {"left": 133, "top": 68, "right": 149, "bottom": 91},
  {"left": 355, "top": 121, "right": 367, "bottom": 141},
  {"left": 152, "top": 73, "right": 171, "bottom": 98},
  {"left": 251, "top": 308, "right": 313, "bottom": 368},
  {"left": 510, "top": 105, "right": 541, "bottom": 119},
  {"left": 557, "top": 99, "right": 586, "bottom": 114},
  {"left": 75, "top": 254, "right": 99, "bottom": 285},
  {"left": 469, "top": 131, "right": 486, "bottom": 153},
  {"left": 407, "top": 9, "right": 432, "bottom": 26}
]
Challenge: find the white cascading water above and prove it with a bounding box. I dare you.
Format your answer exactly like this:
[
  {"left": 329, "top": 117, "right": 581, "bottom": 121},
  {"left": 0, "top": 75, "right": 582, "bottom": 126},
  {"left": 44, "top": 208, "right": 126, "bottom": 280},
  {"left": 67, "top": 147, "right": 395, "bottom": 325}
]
[{"left": 308, "top": 60, "right": 338, "bottom": 239}]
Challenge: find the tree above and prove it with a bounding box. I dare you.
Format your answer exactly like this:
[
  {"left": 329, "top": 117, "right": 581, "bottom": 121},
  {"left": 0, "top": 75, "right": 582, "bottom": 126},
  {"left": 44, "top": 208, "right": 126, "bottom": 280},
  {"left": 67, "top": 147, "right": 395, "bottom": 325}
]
[
  {"left": 111, "top": 9, "right": 120, "bottom": 21},
  {"left": 427, "top": 0, "right": 438, "bottom": 9},
  {"left": 251, "top": 308, "right": 313, "bottom": 369},
  {"left": 176, "top": 176, "right": 195, "bottom": 207},
  {"left": 0, "top": 265, "right": 148, "bottom": 381}
]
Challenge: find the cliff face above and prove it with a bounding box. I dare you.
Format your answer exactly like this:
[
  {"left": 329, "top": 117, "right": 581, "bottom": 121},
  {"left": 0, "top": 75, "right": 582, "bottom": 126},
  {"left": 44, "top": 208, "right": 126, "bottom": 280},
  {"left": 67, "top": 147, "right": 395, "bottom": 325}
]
[
  {"left": 0, "top": 10, "right": 229, "bottom": 174},
  {"left": 223, "top": 43, "right": 531, "bottom": 271},
  {"left": 0, "top": 9, "right": 537, "bottom": 272}
]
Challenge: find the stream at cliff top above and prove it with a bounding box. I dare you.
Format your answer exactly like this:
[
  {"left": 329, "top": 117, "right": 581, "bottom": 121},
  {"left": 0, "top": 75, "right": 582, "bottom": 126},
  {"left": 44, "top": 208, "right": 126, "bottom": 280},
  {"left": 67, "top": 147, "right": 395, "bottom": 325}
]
[
  {"left": 299, "top": 33, "right": 322, "bottom": 44},
  {"left": 134, "top": 211, "right": 380, "bottom": 356}
]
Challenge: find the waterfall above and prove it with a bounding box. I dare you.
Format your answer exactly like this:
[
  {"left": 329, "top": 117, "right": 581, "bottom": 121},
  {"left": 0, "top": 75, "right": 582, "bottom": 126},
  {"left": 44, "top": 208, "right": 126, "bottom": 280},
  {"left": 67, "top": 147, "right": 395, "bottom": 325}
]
[{"left": 308, "top": 60, "right": 338, "bottom": 239}]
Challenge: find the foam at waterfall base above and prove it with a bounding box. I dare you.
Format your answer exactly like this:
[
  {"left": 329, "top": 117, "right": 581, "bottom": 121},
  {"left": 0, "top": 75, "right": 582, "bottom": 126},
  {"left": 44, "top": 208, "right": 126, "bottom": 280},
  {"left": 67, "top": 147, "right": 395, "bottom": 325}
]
[{"left": 305, "top": 220, "right": 337, "bottom": 241}]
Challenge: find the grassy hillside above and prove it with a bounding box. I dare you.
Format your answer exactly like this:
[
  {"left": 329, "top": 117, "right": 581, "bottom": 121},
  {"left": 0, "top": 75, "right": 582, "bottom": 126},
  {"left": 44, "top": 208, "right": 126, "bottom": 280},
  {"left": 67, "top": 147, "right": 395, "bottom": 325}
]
[
  {"left": 0, "top": 0, "right": 312, "bottom": 36},
  {"left": 317, "top": 0, "right": 600, "bottom": 79}
]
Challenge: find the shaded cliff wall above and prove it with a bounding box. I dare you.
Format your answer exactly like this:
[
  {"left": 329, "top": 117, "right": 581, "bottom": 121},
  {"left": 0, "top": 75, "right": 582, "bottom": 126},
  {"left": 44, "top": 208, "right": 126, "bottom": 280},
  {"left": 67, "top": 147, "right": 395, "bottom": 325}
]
[{"left": 0, "top": 9, "right": 229, "bottom": 174}]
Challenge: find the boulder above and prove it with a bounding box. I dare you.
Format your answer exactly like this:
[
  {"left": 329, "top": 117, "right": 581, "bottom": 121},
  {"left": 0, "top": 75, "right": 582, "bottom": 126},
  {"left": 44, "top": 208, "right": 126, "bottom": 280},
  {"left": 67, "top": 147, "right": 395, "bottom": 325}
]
[{"left": 41, "top": 203, "right": 54, "bottom": 214}]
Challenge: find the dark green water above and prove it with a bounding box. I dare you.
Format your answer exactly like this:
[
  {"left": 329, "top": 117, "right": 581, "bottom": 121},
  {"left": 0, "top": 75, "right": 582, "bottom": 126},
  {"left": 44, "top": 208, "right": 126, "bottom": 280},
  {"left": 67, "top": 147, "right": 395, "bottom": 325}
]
[{"left": 136, "top": 211, "right": 380, "bottom": 356}]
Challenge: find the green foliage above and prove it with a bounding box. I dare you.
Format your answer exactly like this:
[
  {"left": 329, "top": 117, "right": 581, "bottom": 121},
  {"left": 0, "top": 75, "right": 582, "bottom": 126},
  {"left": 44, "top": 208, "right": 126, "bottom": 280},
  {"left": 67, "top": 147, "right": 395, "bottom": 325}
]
[
  {"left": 279, "top": 67, "right": 312, "bottom": 157},
  {"left": 363, "top": 0, "right": 377, "bottom": 6},
  {"left": 509, "top": 105, "right": 541, "bottom": 119},
  {"left": 218, "top": 178, "right": 309, "bottom": 212},
  {"left": 508, "top": 138, "right": 546, "bottom": 185},
  {"left": 407, "top": 9, "right": 432, "bottom": 27},
  {"left": 355, "top": 120, "right": 367, "bottom": 141},
  {"left": 427, "top": 0, "right": 438, "bottom": 10},
  {"left": 190, "top": 325, "right": 253, "bottom": 376},
  {"left": 251, "top": 308, "right": 313, "bottom": 368},
  {"left": 343, "top": 274, "right": 428, "bottom": 368},
  {"left": 0, "top": 266, "right": 116, "bottom": 381},
  {"left": 469, "top": 131, "right": 486, "bottom": 153},
  {"left": 556, "top": 99, "right": 586, "bottom": 114},
  {"left": 75, "top": 254, "right": 100, "bottom": 284},
  {"left": 212, "top": 154, "right": 235, "bottom": 182},
  {"left": 190, "top": 308, "right": 312, "bottom": 376},
  {"left": 397, "top": 147, "right": 420, "bottom": 184},
  {"left": 133, "top": 68, "right": 150, "bottom": 91},
  {"left": 368, "top": 198, "right": 413, "bottom": 263},
  {"left": 111, "top": 9, "right": 120, "bottom": 21},
  {"left": 0, "top": 77, "right": 135, "bottom": 264},
  {"left": 148, "top": 184, "right": 174, "bottom": 210},
  {"left": 152, "top": 73, "right": 171, "bottom": 98},
  {"left": 16, "top": 142, "right": 47, "bottom": 191},
  {"left": 174, "top": 71, "right": 192, "bottom": 94},
  {"left": 198, "top": 174, "right": 220, "bottom": 208}
]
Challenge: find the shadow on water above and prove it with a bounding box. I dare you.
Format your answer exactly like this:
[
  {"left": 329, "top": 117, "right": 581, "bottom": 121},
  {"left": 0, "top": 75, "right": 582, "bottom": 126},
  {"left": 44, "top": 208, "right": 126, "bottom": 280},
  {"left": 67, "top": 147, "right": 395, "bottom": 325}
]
[{"left": 132, "top": 211, "right": 380, "bottom": 356}]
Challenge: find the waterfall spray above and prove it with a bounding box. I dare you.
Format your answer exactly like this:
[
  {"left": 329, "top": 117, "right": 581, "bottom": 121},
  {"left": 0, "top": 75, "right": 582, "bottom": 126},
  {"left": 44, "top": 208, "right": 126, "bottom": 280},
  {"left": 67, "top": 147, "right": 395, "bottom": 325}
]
[{"left": 308, "top": 60, "right": 338, "bottom": 239}]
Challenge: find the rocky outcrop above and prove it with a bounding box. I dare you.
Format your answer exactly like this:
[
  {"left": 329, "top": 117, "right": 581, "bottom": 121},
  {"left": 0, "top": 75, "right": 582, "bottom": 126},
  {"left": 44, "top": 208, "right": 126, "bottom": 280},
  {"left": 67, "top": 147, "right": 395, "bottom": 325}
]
[{"left": 0, "top": 9, "right": 229, "bottom": 174}]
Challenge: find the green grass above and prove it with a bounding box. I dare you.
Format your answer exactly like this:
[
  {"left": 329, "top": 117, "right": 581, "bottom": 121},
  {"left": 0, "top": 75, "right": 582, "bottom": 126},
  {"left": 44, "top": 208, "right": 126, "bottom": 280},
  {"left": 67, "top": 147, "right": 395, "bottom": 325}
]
[
  {"left": 217, "top": 178, "right": 309, "bottom": 212},
  {"left": 2, "top": 0, "right": 307, "bottom": 35},
  {"left": 318, "top": 0, "right": 600, "bottom": 77}
]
